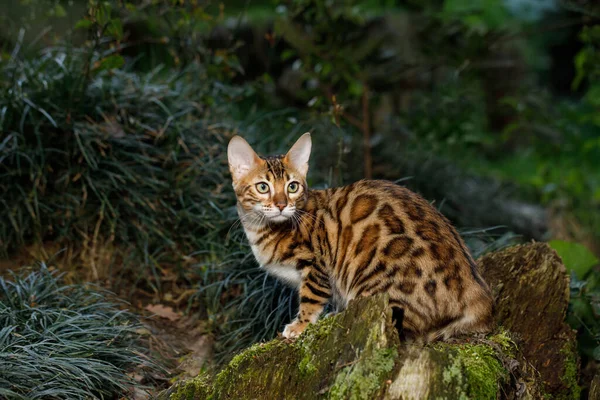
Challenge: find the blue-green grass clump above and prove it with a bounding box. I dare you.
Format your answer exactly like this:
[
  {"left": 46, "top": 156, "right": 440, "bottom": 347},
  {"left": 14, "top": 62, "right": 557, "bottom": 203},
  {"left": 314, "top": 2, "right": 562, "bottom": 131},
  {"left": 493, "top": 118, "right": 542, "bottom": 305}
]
[{"left": 0, "top": 265, "right": 156, "bottom": 399}]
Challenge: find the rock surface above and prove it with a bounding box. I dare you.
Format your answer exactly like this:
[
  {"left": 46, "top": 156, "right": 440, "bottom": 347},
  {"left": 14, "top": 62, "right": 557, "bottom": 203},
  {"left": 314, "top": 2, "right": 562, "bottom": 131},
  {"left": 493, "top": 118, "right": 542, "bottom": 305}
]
[{"left": 160, "top": 242, "right": 580, "bottom": 399}]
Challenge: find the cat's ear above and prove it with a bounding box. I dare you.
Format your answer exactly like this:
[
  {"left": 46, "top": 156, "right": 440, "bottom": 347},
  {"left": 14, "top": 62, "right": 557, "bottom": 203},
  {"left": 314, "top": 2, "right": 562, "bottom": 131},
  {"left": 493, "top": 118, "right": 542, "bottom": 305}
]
[
  {"left": 284, "top": 132, "right": 312, "bottom": 176},
  {"left": 228, "top": 136, "right": 261, "bottom": 182}
]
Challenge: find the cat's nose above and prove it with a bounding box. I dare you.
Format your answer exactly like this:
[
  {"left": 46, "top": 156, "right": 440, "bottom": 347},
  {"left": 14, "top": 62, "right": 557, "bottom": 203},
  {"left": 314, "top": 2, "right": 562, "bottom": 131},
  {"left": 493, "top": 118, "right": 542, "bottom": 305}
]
[{"left": 275, "top": 203, "right": 286, "bottom": 211}]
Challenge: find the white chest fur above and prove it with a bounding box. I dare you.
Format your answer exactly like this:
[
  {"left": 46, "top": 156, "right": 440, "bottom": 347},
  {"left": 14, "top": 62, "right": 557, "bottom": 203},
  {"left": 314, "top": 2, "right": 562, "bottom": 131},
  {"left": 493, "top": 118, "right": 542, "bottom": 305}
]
[
  {"left": 249, "top": 243, "right": 302, "bottom": 287},
  {"left": 243, "top": 223, "right": 302, "bottom": 287}
]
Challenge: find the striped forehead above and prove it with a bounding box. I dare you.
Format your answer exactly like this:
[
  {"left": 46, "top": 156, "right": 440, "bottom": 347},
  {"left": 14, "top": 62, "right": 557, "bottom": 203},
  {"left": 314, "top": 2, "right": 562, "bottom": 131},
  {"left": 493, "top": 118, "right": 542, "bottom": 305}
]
[{"left": 260, "top": 155, "right": 289, "bottom": 180}]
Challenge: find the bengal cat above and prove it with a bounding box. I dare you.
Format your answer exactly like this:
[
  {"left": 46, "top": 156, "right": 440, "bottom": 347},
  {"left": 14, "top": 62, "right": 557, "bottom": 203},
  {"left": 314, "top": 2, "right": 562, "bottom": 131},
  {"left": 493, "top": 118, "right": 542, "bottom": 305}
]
[{"left": 227, "top": 133, "right": 493, "bottom": 341}]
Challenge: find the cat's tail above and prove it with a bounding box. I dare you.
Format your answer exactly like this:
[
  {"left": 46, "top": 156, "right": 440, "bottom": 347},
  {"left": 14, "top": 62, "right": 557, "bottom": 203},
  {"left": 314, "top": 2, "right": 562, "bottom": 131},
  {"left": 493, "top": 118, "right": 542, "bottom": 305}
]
[{"left": 426, "top": 287, "right": 494, "bottom": 343}]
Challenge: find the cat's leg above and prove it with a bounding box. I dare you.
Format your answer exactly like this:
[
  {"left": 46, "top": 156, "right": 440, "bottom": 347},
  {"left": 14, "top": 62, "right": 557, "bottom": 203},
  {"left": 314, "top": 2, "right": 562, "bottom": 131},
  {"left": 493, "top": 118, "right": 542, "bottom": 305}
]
[{"left": 282, "top": 266, "right": 331, "bottom": 339}]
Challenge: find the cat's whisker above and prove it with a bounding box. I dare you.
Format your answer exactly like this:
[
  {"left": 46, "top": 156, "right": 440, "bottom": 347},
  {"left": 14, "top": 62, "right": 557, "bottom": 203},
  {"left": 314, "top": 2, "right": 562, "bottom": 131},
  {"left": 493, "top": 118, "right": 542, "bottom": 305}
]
[
  {"left": 294, "top": 213, "right": 312, "bottom": 235},
  {"left": 294, "top": 210, "right": 318, "bottom": 234},
  {"left": 226, "top": 217, "right": 244, "bottom": 241},
  {"left": 293, "top": 213, "right": 307, "bottom": 233},
  {"left": 296, "top": 209, "right": 318, "bottom": 223},
  {"left": 229, "top": 212, "right": 265, "bottom": 241}
]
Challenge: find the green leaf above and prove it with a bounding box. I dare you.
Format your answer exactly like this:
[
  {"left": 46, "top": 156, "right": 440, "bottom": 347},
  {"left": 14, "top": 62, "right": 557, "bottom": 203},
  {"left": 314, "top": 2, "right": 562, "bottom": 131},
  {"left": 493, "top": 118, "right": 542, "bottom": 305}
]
[
  {"left": 106, "top": 18, "right": 124, "bottom": 41},
  {"left": 94, "top": 55, "right": 125, "bottom": 73},
  {"left": 549, "top": 240, "right": 599, "bottom": 279},
  {"left": 74, "top": 18, "right": 93, "bottom": 30},
  {"left": 281, "top": 49, "right": 296, "bottom": 61},
  {"left": 50, "top": 4, "right": 67, "bottom": 17},
  {"left": 594, "top": 346, "right": 600, "bottom": 361},
  {"left": 124, "top": 2, "right": 137, "bottom": 12},
  {"left": 572, "top": 50, "right": 588, "bottom": 90},
  {"left": 348, "top": 80, "right": 363, "bottom": 97},
  {"left": 96, "top": 3, "right": 112, "bottom": 26}
]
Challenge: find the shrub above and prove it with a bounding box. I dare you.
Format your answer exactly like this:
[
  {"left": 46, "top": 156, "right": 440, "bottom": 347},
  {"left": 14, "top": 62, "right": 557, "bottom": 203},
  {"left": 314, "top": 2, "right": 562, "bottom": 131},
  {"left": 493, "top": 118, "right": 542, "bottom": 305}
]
[
  {"left": 0, "top": 265, "right": 154, "bottom": 399},
  {"left": 0, "top": 46, "right": 244, "bottom": 290}
]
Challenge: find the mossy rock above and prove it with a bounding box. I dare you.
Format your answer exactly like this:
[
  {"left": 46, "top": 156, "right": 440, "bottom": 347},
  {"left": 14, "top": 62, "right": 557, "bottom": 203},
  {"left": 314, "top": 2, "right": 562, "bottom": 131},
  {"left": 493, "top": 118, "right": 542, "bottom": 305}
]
[
  {"left": 161, "top": 243, "right": 580, "bottom": 399},
  {"left": 160, "top": 296, "right": 519, "bottom": 400},
  {"left": 161, "top": 294, "right": 399, "bottom": 400}
]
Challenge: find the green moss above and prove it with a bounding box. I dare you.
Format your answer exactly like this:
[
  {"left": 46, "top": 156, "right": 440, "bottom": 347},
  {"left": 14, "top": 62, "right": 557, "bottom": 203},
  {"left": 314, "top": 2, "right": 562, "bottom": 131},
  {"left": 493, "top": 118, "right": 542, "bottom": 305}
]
[
  {"left": 169, "top": 374, "right": 213, "bottom": 400},
  {"left": 293, "top": 317, "right": 338, "bottom": 377},
  {"left": 440, "top": 350, "right": 468, "bottom": 400},
  {"left": 458, "top": 344, "right": 505, "bottom": 399},
  {"left": 488, "top": 328, "right": 517, "bottom": 358},
  {"left": 328, "top": 348, "right": 396, "bottom": 400},
  {"left": 433, "top": 342, "right": 506, "bottom": 400},
  {"left": 559, "top": 343, "right": 581, "bottom": 400},
  {"left": 228, "top": 341, "right": 280, "bottom": 370},
  {"left": 297, "top": 352, "right": 318, "bottom": 376},
  {"left": 213, "top": 340, "right": 286, "bottom": 390},
  {"left": 296, "top": 316, "right": 338, "bottom": 346}
]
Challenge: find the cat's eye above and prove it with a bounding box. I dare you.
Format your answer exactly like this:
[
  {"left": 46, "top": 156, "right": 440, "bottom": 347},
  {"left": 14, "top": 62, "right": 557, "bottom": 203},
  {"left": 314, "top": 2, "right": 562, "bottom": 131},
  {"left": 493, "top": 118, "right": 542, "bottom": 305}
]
[
  {"left": 256, "top": 182, "right": 270, "bottom": 194},
  {"left": 288, "top": 181, "right": 300, "bottom": 193}
]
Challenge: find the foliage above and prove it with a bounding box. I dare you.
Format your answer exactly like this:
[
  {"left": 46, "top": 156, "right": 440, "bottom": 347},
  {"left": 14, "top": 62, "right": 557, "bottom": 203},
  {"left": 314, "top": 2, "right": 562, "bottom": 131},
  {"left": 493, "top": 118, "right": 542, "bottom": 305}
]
[
  {"left": 403, "top": 82, "right": 496, "bottom": 151},
  {"left": 549, "top": 240, "right": 600, "bottom": 363},
  {"left": 88, "top": 0, "right": 242, "bottom": 75},
  {"left": 274, "top": 0, "right": 376, "bottom": 111},
  {"left": 0, "top": 0, "right": 244, "bottom": 76},
  {"left": 565, "top": 263, "right": 600, "bottom": 364},
  {"left": 0, "top": 40, "right": 248, "bottom": 291},
  {"left": 0, "top": 265, "right": 153, "bottom": 399},
  {"left": 550, "top": 240, "right": 599, "bottom": 279},
  {"left": 2, "top": 0, "right": 600, "bottom": 391},
  {"left": 0, "top": 0, "right": 80, "bottom": 56},
  {"left": 573, "top": 25, "right": 600, "bottom": 90}
]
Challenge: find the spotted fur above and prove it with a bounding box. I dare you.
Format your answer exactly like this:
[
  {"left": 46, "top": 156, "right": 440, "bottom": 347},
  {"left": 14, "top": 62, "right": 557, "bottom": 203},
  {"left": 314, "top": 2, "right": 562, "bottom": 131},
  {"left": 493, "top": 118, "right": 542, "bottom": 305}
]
[{"left": 227, "top": 133, "right": 493, "bottom": 340}]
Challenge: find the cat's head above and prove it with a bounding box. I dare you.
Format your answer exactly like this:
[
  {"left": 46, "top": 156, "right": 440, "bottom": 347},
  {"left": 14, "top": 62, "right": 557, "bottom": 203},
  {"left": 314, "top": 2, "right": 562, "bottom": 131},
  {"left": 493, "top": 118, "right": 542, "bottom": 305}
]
[{"left": 227, "top": 133, "right": 311, "bottom": 224}]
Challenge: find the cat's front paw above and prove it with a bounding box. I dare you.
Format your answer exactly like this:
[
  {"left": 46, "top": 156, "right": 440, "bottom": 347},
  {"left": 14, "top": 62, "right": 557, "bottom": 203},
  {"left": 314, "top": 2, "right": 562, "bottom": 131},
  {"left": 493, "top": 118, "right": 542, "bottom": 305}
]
[{"left": 282, "top": 320, "right": 307, "bottom": 339}]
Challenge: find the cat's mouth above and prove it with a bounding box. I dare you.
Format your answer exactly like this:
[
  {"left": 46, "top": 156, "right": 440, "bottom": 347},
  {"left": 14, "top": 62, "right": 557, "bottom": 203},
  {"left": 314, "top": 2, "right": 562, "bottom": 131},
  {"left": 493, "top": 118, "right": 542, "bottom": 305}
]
[
  {"left": 262, "top": 209, "right": 295, "bottom": 223},
  {"left": 268, "top": 215, "right": 290, "bottom": 223}
]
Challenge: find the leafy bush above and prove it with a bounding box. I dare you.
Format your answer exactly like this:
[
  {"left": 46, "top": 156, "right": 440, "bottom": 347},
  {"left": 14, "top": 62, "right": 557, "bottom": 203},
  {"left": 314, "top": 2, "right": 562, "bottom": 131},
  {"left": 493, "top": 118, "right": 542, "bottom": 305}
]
[
  {"left": 551, "top": 240, "right": 600, "bottom": 363},
  {"left": 0, "top": 45, "right": 243, "bottom": 290},
  {"left": 569, "top": 271, "right": 600, "bottom": 363},
  {"left": 0, "top": 265, "right": 153, "bottom": 399},
  {"left": 274, "top": 0, "right": 373, "bottom": 107}
]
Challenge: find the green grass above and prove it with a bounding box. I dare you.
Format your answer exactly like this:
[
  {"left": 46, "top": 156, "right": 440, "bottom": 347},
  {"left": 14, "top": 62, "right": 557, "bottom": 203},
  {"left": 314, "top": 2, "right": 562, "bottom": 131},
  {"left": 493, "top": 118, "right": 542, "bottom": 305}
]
[
  {"left": 0, "top": 46, "right": 242, "bottom": 292},
  {"left": 0, "top": 265, "right": 155, "bottom": 399}
]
